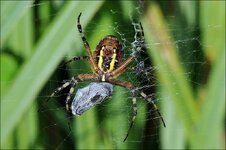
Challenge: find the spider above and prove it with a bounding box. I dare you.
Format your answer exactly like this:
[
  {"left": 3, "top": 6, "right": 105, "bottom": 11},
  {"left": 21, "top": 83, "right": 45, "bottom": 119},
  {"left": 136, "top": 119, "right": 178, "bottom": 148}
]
[{"left": 47, "top": 13, "right": 165, "bottom": 142}]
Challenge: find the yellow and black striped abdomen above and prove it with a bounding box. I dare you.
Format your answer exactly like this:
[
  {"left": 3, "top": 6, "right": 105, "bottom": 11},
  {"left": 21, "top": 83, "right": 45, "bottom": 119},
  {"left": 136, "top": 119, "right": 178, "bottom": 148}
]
[
  {"left": 94, "top": 35, "right": 123, "bottom": 72},
  {"left": 97, "top": 47, "right": 117, "bottom": 72}
]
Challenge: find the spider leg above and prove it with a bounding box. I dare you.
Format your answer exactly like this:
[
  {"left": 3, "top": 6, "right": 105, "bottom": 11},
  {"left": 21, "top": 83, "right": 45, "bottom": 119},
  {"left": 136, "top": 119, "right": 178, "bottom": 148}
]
[
  {"left": 107, "top": 78, "right": 137, "bottom": 141},
  {"left": 60, "top": 56, "right": 88, "bottom": 67},
  {"left": 65, "top": 79, "right": 77, "bottom": 111},
  {"left": 140, "top": 92, "right": 166, "bottom": 127},
  {"left": 46, "top": 81, "right": 72, "bottom": 103},
  {"left": 77, "top": 13, "right": 99, "bottom": 72},
  {"left": 38, "top": 80, "right": 72, "bottom": 112},
  {"left": 43, "top": 74, "right": 98, "bottom": 112},
  {"left": 108, "top": 78, "right": 134, "bottom": 89},
  {"left": 123, "top": 91, "right": 137, "bottom": 142},
  {"left": 64, "top": 74, "right": 99, "bottom": 112},
  {"left": 107, "top": 78, "right": 165, "bottom": 141}
]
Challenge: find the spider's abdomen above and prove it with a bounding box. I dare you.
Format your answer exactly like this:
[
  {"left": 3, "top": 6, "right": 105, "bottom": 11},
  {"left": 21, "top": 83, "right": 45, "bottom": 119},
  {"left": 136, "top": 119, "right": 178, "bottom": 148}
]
[{"left": 94, "top": 35, "right": 123, "bottom": 72}]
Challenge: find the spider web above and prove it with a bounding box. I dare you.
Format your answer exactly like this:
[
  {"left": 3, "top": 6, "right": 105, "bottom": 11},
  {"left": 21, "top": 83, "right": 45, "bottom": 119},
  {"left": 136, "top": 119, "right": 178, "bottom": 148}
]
[
  {"left": 39, "top": 2, "right": 205, "bottom": 149},
  {"left": 2, "top": 1, "right": 210, "bottom": 149}
]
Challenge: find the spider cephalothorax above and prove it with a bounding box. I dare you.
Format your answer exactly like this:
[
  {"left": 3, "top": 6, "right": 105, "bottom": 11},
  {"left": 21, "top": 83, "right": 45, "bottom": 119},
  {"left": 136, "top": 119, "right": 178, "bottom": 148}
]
[{"left": 46, "top": 12, "right": 165, "bottom": 142}]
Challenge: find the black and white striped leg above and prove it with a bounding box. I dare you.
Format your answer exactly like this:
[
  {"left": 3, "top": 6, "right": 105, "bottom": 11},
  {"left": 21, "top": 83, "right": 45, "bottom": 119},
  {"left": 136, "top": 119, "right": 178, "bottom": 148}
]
[
  {"left": 77, "top": 13, "right": 98, "bottom": 72},
  {"left": 123, "top": 91, "right": 137, "bottom": 142},
  {"left": 77, "top": 13, "right": 90, "bottom": 50},
  {"left": 65, "top": 77, "right": 78, "bottom": 112},
  {"left": 140, "top": 92, "right": 166, "bottom": 127},
  {"left": 45, "top": 77, "right": 78, "bottom": 112},
  {"left": 38, "top": 80, "right": 72, "bottom": 112},
  {"left": 46, "top": 81, "right": 71, "bottom": 103},
  {"left": 61, "top": 56, "right": 88, "bottom": 67}
]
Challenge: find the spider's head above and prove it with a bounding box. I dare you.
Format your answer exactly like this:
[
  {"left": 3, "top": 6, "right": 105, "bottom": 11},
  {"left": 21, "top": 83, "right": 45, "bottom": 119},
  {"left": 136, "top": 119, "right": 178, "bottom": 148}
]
[
  {"left": 71, "top": 82, "right": 113, "bottom": 116},
  {"left": 94, "top": 35, "right": 123, "bottom": 72}
]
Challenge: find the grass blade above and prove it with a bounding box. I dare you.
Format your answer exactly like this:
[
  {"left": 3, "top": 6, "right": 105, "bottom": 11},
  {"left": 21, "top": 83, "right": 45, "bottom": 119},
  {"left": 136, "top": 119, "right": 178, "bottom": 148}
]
[
  {"left": 161, "top": 89, "right": 185, "bottom": 149},
  {"left": 193, "top": 1, "right": 225, "bottom": 148},
  {"left": 1, "top": 1, "right": 32, "bottom": 46},
  {"left": 194, "top": 47, "right": 225, "bottom": 149}
]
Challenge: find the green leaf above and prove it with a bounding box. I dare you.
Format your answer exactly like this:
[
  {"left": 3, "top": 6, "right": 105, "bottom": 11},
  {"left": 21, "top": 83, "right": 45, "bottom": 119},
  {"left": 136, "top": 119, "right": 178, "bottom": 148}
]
[
  {"left": 200, "top": 1, "right": 225, "bottom": 61},
  {"left": 0, "top": 54, "right": 19, "bottom": 94},
  {"left": 193, "top": 46, "right": 225, "bottom": 149},
  {"left": 8, "top": 6, "right": 34, "bottom": 59},
  {"left": 193, "top": 2, "right": 225, "bottom": 148},
  {"left": 1, "top": 1, "right": 33, "bottom": 46},
  {"left": 161, "top": 89, "right": 185, "bottom": 149}
]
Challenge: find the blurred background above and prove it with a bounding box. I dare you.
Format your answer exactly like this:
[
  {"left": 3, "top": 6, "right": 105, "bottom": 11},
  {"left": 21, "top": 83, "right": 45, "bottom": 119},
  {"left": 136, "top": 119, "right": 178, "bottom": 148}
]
[{"left": 1, "top": 1, "right": 225, "bottom": 149}]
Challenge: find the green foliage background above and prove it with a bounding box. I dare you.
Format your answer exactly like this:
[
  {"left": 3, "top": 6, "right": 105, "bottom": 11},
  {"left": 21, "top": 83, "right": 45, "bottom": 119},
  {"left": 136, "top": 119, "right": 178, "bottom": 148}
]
[{"left": 1, "top": 1, "right": 225, "bottom": 149}]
